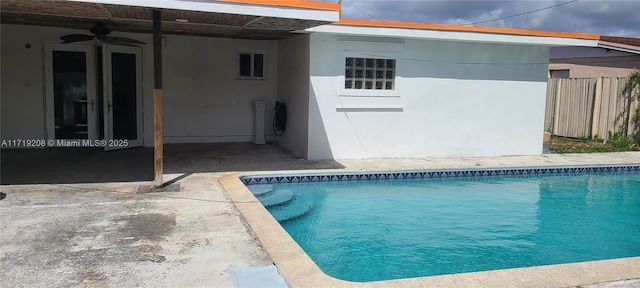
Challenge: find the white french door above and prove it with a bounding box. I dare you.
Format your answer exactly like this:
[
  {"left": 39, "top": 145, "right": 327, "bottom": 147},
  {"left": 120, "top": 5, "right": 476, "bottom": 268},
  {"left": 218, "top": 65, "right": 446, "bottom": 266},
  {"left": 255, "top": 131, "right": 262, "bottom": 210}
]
[
  {"left": 44, "top": 44, "right": 98, "bottom": 141},
  {"left": 102, "top": 44, "right": 143, "bottom": 150}
]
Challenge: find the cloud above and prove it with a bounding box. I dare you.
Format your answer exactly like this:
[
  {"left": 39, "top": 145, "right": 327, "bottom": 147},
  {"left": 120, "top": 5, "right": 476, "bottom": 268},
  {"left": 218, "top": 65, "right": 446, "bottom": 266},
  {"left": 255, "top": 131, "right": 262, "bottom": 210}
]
[{"left": 332, "top": 0, "right": 640, "bottom": 37}]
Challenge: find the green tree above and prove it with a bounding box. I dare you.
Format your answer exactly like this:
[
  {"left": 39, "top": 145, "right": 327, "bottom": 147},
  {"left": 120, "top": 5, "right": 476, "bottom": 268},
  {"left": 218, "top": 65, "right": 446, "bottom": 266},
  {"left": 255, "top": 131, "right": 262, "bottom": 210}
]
[{"left": 625, "top": 69, "right": 640, "bottom": 142}]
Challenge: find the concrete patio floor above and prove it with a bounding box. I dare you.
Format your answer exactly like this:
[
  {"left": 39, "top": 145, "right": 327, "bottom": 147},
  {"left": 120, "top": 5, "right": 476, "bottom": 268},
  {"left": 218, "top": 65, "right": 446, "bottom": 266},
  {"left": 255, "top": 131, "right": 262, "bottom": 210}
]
[{"left": 1, "top": 143, "right": 639, "bottom": 287}]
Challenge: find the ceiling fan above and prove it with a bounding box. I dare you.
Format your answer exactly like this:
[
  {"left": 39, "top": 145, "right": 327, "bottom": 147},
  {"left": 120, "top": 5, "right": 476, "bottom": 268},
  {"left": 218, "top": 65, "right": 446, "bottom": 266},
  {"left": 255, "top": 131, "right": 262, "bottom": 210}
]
[{"left": 60, "top": 22, "right": 146, "bottom": 45}]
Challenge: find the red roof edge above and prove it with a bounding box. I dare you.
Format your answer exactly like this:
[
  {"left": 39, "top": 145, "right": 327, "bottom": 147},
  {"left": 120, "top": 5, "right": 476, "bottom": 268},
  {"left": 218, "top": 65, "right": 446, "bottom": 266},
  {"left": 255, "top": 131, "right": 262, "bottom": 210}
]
[{"left": 600, "top": 36, "right": 640, "bottom": 47}]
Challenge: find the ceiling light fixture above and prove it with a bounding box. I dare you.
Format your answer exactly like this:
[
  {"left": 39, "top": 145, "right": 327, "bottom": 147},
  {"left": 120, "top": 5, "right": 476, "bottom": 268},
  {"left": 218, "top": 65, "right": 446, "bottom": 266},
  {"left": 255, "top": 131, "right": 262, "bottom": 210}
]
[{"left": 175, "top": 19, "right": 189, "bottom": 23}]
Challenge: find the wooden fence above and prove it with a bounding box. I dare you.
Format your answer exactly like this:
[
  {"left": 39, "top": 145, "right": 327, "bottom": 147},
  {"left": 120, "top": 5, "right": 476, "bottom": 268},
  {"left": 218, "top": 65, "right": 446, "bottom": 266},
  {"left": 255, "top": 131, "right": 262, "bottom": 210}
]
[{"left": 545, "top": 77, "right": 638, "bottom": 139}]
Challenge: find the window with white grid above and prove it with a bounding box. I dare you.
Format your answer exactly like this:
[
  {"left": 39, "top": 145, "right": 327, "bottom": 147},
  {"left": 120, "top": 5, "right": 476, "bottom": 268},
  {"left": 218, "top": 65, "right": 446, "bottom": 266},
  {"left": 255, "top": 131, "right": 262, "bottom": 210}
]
[
  {"left": 238, "top": 51, "right": 266, "bottom": 79},
  {"left": 344, "top": 57, "right": 395, "bottom": 90}
]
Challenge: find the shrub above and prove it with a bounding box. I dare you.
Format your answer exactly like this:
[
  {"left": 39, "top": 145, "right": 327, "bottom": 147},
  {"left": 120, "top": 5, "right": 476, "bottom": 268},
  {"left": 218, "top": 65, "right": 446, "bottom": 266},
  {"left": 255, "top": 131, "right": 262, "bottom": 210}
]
[{"left": 610, "top": 132, "right": 635, "bottom": 150}]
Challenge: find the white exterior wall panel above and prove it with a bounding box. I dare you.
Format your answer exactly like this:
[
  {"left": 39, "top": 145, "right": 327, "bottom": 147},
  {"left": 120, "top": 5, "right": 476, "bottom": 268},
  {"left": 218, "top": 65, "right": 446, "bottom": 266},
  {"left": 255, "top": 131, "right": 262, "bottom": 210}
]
[
  {"left": 161, "top": 34, "right": 278, "bottom": 144},
  {"left": 308, "top": 34, "right": 550, "bottom": 159},
  {"left": 276, "top": 34, "right": 310, "bottom": 158},
  {"left": 1, "top": 25, "right": 50, "bottom": 141}
]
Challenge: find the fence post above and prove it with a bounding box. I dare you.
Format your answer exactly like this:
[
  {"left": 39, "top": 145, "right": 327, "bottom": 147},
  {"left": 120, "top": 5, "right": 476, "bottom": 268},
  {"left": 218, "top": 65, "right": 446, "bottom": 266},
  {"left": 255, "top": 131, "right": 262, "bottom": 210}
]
[
  {"left": 591, "top": 77, "right": 603, "bottom": 138},
  {"left": 625, "top": 78, "right": 637, "bottom": 138},
  {"left": 553, "top": 78, "right": 563, "bottom": 135}
]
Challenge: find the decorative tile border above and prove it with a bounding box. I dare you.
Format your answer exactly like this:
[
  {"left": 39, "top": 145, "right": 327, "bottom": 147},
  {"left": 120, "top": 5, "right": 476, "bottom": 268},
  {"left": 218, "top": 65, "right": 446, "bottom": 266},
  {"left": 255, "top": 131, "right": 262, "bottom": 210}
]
[{"left": 241, "top": 164, "right": 640, "bottom": 185}]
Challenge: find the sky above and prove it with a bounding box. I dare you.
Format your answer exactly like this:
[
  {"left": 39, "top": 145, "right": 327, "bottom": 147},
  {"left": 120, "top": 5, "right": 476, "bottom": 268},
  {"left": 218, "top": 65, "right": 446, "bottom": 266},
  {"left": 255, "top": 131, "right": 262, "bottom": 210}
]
[{"left": 322, "top": 0, "right": 640, "bottom": 37}]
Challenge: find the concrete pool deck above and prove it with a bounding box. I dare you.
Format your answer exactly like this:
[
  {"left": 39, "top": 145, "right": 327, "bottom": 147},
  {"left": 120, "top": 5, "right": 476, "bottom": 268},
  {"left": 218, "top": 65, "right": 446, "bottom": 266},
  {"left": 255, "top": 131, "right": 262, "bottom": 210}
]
[{"left": 1, "top": 144, "right": 640, "bottom": 287}]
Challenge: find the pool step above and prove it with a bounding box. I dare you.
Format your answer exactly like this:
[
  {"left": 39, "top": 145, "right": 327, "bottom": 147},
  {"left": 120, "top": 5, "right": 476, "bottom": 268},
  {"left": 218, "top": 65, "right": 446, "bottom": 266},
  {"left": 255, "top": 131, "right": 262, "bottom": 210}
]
[
  {"left": 268, "top": 194, "right": 314, "bottom": 223},
  {"left": 258, "top": 190, "right": 294, "bottom": 208},
  {"left": 249, "top": 185, "right": 274, "bottom": 197}
]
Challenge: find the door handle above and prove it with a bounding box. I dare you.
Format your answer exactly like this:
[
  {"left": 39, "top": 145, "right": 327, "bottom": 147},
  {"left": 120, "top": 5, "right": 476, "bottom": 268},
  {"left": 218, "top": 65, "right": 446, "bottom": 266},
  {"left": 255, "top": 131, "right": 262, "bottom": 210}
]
[
  {"left": 107, "top": 101, "right": 112, "bottom": 112},
  {"left": 89, "top": 99, "right": 95, "bottom": 111}
]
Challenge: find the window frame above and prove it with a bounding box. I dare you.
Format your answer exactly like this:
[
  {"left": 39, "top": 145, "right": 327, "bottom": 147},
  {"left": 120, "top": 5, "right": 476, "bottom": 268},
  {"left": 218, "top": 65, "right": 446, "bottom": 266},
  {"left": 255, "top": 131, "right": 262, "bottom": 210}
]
[
  {"left": 343, "top": 56, "right": 396, "bottom": 92},
  {"left": 237, "top": 50, "right": 267, "bottom": 80}
]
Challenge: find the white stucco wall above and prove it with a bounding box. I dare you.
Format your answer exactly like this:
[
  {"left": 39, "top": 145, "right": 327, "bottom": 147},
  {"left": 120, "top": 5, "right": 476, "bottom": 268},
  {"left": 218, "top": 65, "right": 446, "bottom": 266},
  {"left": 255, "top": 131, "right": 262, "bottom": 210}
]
[
  {"left": 308, "top": 34, "right": 550, "bottom": 160},
  {"left": 0, "top": 24, "right": 277, "bottom": 146},
  {"left": 161, "top": 34, "right": 278, "bottom": 144},
  {"left": 276, "top": 34, "right": 310, "bottom": 158},
  {"left": 1, "top": 24, "right": 51, "bottom": 141}
]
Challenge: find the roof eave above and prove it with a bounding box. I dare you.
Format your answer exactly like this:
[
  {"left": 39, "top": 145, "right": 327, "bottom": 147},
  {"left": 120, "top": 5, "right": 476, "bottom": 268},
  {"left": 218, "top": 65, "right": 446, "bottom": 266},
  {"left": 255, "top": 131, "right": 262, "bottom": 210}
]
[
  {"left": 597, "top": 41, "right": 640, "bottom": 55},
  {"left": 306, "top": 24, "right": 599, "bottom": 47},
  {"left": 68, "top": 0, "right": 340, "bottom": 22}
]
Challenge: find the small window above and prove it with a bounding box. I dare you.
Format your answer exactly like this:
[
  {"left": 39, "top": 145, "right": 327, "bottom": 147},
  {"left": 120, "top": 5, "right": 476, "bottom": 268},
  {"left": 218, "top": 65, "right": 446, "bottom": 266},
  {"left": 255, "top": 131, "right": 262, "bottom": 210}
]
[
  {"left": 345, "top": 57, "right": 395, "bottom": 90},
  {"left": 238, "top": 51, "right": 266, "bottom": 79}
]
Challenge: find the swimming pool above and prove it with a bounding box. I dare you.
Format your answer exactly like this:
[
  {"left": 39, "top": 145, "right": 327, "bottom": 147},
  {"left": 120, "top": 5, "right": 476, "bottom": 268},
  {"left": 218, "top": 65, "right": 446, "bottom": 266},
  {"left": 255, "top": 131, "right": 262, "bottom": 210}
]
[{"left": 241, "top": 166, "right": 640, "bottom": 282}]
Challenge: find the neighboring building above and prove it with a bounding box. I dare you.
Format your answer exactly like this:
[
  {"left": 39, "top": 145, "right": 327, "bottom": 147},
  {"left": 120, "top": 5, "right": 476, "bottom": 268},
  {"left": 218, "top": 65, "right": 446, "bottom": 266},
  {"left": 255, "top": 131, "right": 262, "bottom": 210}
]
[
  {"left": 1, "top": 0, "right": 597, "bottom": 161},
  {"left": 549, "top": 36, "right": 640, "bottom": 78}
]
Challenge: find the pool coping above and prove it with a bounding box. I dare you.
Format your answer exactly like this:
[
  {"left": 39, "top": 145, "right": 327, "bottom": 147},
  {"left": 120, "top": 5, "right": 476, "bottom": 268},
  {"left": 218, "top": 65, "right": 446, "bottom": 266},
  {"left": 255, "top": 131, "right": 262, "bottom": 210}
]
[{"left": 220, "top": 164, "right": 640, "bottom": 288}]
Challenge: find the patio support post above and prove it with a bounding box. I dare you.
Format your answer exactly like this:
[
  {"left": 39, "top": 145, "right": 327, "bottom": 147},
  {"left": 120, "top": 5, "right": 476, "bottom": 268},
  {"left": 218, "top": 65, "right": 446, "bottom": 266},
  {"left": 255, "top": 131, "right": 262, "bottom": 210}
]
[{"left": 153, "top": 10, "right": 164, "bottom": 188}]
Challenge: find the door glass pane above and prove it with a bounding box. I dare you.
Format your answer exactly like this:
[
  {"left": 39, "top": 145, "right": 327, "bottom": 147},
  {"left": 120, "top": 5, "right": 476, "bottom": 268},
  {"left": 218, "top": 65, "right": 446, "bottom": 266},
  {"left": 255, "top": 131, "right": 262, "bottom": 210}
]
[
  {"left": 52, "top": 51, "right": 88, "bottom": 139},
  {"left": 110, "top": 52, "right": 137, "bottom": 140},
  {"left": 97, "top": 47, "right": 104, "bottom": 140}
]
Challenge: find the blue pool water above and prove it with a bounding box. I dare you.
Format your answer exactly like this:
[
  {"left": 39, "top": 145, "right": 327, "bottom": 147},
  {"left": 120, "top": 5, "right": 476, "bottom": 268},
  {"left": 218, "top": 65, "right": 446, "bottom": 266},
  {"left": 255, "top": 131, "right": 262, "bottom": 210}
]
[{"left": 247, "top": 171, "right": 640, "bottom": 282}]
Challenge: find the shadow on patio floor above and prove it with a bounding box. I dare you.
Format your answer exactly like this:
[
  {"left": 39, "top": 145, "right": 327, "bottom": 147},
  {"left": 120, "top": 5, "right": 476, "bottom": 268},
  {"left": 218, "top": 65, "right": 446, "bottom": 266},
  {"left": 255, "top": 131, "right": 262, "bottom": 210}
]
[{"left": 0, "top": 142, "right": 344, "bottom": 185}]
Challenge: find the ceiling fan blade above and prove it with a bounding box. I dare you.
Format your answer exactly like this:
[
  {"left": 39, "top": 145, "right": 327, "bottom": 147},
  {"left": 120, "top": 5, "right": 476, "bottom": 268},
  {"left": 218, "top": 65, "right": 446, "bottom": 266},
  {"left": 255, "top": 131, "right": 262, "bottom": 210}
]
[
  {"left": 60, "top": 34, "right": 94, "bottom": 43},
  {"left": 105, "top": 36, "right": 146, "bottom": 45},
  {"left": 96, "top": 34, "right": 119, "bottom": 43}
]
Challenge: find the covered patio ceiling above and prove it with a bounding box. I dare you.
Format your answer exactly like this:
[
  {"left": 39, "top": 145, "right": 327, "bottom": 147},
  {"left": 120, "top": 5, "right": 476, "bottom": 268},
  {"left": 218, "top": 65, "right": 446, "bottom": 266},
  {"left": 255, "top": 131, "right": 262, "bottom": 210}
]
[{"left": 0, "top": 0, "right": 340, "bottom": 40}]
